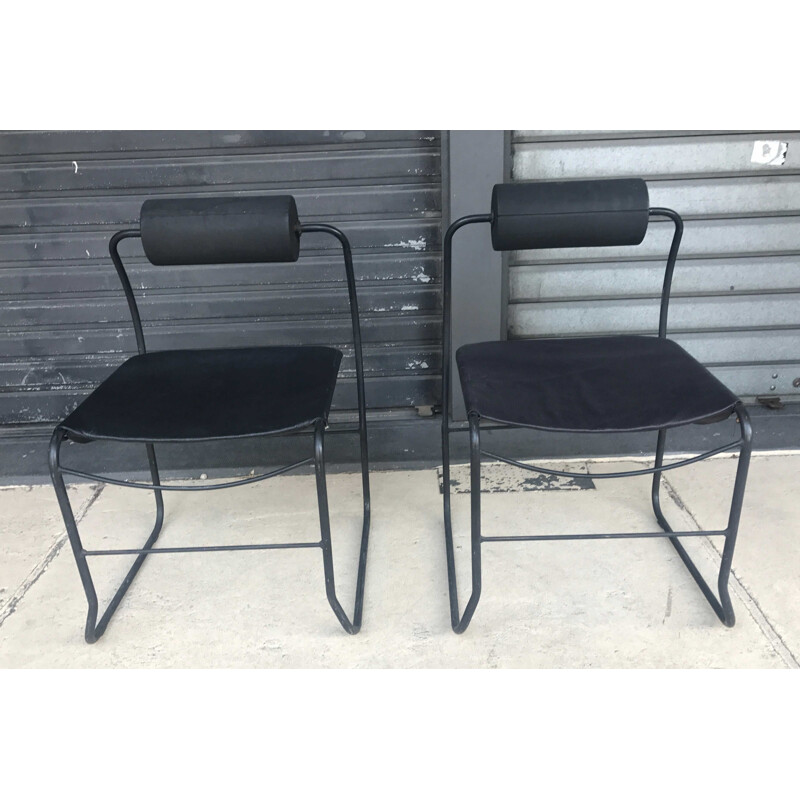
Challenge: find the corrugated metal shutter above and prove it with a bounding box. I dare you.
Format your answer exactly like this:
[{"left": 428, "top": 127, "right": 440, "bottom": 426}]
[
  {"left": 509, "top": 130, "right": 800, "bottom": 401},
  {"left": 0, "top": 130, "right": 442, "bottom": 426}
]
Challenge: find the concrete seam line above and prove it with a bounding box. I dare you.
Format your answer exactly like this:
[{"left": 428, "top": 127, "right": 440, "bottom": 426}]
[
  {"left": 662, "top": 476, "right": 799, "bottom": 670},
  {"left": 436, "top": 452, "right": 798, "bottom": 473},
  {"left": 579, "top": 450, "right": 800, "bottom": 464},
  {"left": 0, "top": 484, "right": 105, "bottom": 628}
]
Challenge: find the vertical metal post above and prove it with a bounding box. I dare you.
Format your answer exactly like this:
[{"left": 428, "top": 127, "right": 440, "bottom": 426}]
[
  {"left": 301, "top": 223, "right": 371, "bottom": 634},
  {"left": 109, "top": 231, "right": 147, "bottom": 355},
  {"left": 442, "top": 215, "right": 491, "bottom": 633},
  {"left": 446, "top": 131, "right": 507, "bottom": 419},
  {"left": 649, "top": 208, "right": 684, "bottom": 339}
]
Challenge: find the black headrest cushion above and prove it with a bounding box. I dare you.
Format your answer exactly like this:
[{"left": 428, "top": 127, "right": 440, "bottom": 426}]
[
  {"left": 140, "top": 195, "right": 301, "bottom": 265},
  {"left": 491, "top": 179, "right": 650, "bottom": 251}
]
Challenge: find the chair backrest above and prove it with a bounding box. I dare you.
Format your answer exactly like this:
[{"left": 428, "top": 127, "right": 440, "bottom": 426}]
[
  {"left": 490, "top": 178, "right": 650, "bottom": 251},
  {"left": 109, "top": 195, "right": 363, "bottom": 366},
  {"left": 441, "top": 178, "right": 684, "bottom": 420},
  {"left": 106, "top": 193, "right": 368, "bottom": 439},
  {"left": 140, "top": 195, "right": 301, "bottom": 265}
]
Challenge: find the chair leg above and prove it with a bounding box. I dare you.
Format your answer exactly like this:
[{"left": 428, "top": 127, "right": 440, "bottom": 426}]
[
  {"left": 147, "top": 443, "right": 165, "bottom": 539},
  {"left": 48, "top": 429, "right": 165, "bottom": 643},
  {"left": 442, "top": 414, "right": 482, "bottom": 633},
  {"left": 651, "top": 402, "right": 753, "bottom": 626},
  {"left": 651, "top": 428, "right": 671, "bottom": 533},
  {"left": 314, "top": 420, "right": 370, "bottom": 634}
]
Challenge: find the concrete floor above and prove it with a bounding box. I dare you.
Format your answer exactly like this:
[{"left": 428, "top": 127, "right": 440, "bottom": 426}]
[{"left": 0, "top": 453, "right": 797, "bottom": 668}]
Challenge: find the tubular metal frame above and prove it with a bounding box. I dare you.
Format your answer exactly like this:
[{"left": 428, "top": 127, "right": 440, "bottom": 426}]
[
  {"left": 441, "top": 208, "right": 753, "bottom": 633},
  {"left": 49, "top": 224, "right": 370, "bottom": 643}
]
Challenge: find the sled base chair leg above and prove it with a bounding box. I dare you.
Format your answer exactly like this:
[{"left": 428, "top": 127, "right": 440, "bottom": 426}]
[
  {"left": 50, "top": 421, "right": 371, "bottom": 643},
  {"left": 651, "top": 404, "right": 752, "bottom": 627},
  {"left": 442, "top": 403, "right": 752, "bottom": 633}
]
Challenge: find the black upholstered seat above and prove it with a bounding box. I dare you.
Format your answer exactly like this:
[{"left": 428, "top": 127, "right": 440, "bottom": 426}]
[
  {"left": 456, "top": 335, "right": 737, "bottom": 433},
  {"left": 62, "top": 346, "right": 342, "bottom": 442}
]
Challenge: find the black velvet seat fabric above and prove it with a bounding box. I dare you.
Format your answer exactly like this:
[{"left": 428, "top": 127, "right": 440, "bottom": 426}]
[
  {"left": 456, "top": 336, "right": 737, "bottom": 433},
  {"left": 61, "top": 346, "right": 342, "bottom": 442}
]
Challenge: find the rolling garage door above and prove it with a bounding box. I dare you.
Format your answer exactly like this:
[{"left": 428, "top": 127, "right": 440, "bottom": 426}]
[
  {"left": 0, "top": 130, "right": 443, "bottom": 428},
  {"left": 509, "top": 130, "right": 800, "bottom": 402}
]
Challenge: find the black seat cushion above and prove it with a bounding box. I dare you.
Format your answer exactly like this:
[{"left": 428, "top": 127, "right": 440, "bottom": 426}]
[
  {"left": 61, "top": 346, "right": 342, "bottom": 442},
  {"left": 456, "top": 336, "right": 738, "bottom": 433}
]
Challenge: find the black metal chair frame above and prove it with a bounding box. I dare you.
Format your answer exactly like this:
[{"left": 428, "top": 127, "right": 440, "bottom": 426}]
[
  {"left": 441, "top": 205, "right": 752, "bottom": 633},
  {"left": 49, "top": 219, "right": 370, "bottom": 643}
]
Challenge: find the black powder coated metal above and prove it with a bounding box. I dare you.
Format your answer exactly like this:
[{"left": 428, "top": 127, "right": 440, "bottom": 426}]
[
  {"left": 48, "top": 210, "right": 371, "bottom": 642},
  {"left": 441, "top": 186, "right": 753, "bottom": 633}
]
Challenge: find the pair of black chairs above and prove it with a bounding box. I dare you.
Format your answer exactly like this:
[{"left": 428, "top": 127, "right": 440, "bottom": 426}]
[{"left": 49, "top": 180, "right": 751, "bottom": 643}]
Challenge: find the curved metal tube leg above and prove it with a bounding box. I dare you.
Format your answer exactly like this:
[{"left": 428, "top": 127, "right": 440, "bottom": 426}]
[
  {"left": 651, "top": 428, "right": 670, "bottom": 532},
  {"left": 717, "top": 405, "right": 753, "bottom": 624},
  {"left": 147, "top": 443, "right": 165, "bottom": 535},
  {"left": 442, "top": 415, "right": 482, "bottom": 633},
  {"left": 441, "top": 407, "right": 459, "bottom": 626},
  {"left": 651, "top": 403, "right": 753, "bottom": 627},
  {"left": 314, "top": 420, "right": 370, "bottom": 634},
  {"left": 48, "top": 430, "right": 166, "bottom": 643}
]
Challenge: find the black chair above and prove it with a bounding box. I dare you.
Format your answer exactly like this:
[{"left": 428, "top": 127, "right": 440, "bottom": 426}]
[
  {"left": 49, "top": 196, "right": 370, "bottom": 642},
  {"left": 441, "top": 179, "right": 752, "bottom": 633}
]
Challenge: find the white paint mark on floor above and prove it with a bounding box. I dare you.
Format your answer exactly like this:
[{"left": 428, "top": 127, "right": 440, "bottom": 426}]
[{"left": 439, "top": 461, "right": 595, "bottom": 493}]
